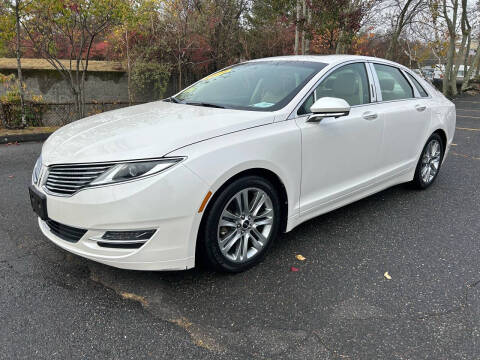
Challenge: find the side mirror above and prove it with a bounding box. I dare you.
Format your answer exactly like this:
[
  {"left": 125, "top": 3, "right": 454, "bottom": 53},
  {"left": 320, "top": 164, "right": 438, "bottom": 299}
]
[{"left": 307, "top": 97, "right": 351, "bottom": 123}]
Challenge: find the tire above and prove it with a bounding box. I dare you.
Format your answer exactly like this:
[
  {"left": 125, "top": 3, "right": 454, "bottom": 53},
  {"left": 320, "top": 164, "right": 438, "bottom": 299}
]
[
  {"left": 412, "top": 133, "right": 444, "bottom": 189},
  {"left": 199, "top": 175, "right": 282, "bottom": 273}
]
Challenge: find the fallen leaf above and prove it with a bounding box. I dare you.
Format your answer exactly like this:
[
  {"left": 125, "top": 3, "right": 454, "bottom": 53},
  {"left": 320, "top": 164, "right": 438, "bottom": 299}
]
[
  {"left": 291, "top": 266, "right": 299, "bottom": 272},
  {"left": 384, "top": 272, "right": 392, "bottom": 280},
  {"left": 296, "top": 254, "right": 306, "bottom": 261}
]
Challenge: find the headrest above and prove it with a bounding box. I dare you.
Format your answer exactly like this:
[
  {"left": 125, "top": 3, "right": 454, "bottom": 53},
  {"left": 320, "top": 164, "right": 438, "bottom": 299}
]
[
  {"left": 332, "top": 72, "right": 357, "bottom": 97},
  {"left": 380, "top": 78, "right": 394, "bottom": 91}
]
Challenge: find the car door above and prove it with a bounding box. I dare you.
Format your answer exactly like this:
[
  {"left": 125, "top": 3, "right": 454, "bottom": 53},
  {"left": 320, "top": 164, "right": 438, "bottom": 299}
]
[
  {"left": 369, "top": 63, "right": 431, "bottom": 175},
  {"left": 294, "top": 62, "right": 384, "bottom": 217}
]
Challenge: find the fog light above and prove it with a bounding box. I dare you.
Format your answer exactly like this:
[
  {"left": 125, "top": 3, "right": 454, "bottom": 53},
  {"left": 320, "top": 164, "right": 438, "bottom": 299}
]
[{"left": 101, "top": 230, "right": 156, "bottom": 241}]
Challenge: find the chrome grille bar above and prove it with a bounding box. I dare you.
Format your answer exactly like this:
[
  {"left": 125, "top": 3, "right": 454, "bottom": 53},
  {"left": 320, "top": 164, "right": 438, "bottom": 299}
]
[{"left": 45, "top": 163, "right": 115, "bottom": 196}]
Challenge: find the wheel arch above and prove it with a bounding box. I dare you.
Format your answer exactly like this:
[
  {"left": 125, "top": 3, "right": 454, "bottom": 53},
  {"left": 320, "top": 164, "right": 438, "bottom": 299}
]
[
  {"left": 197, "top": 168, "right": 290, "bottom": 245},
  {"left": 432, "top": 128, "right": 448, "bottom": 154}
]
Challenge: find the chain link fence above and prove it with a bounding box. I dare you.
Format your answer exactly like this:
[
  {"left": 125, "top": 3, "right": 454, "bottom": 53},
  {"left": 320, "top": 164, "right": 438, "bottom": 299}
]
[{"left": 0, "top": 102, "right": 144, "bottom": 129}]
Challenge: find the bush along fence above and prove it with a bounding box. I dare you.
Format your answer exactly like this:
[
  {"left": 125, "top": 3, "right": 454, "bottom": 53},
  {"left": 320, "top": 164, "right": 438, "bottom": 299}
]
[{"left": 0, "top": 101, "right": 144, "bottom": 129}]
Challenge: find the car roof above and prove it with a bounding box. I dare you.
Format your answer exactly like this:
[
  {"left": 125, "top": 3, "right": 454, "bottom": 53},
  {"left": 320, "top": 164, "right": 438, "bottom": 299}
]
[{"left": 247, "top": 55, "right": 400, "bottom": 67}]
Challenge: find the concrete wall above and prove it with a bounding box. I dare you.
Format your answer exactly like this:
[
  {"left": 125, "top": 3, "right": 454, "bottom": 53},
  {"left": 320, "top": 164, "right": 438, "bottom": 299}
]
[{"left": 0, "top": 68, "right": 130, "bottom": 103}]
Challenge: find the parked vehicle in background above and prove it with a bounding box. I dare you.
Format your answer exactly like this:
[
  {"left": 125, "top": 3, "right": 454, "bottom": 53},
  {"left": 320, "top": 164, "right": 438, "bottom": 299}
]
[{"left": 29, "top": 55, "right": 456, "bottom": 273}]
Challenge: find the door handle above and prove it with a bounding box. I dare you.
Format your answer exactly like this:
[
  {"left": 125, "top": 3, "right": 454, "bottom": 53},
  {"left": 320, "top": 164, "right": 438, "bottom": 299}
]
[
  {"left": 415, "top": 104, "right": 427, "bottom": 112},
  {"left": 362, "top": 111, "right": 378, "bottom": 121}
]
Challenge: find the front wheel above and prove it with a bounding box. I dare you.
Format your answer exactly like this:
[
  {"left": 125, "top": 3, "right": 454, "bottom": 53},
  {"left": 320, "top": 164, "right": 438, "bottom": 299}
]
[
  {"left": 412, "top": 133, "right": 444, "bottom": 189},
  {"left": 199, "top": 176, "right": 281, "bottom": 272}
]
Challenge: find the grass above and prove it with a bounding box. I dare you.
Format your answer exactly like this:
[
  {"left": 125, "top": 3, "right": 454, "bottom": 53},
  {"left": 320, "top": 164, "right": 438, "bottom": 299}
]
[{"left": 0, "top": 126, "right": 59, "bottom": 137}]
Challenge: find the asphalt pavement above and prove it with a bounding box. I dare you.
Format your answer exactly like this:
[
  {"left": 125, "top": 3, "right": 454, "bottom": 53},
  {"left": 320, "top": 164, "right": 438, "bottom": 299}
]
[{"left": 1, "top": 95, "right": 479, "bottom": 359}]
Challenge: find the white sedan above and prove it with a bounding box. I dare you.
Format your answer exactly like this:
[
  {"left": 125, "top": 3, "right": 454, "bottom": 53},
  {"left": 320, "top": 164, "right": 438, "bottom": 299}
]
[{"left": 29, "top": 55, "right": 456, "bottom": 272}]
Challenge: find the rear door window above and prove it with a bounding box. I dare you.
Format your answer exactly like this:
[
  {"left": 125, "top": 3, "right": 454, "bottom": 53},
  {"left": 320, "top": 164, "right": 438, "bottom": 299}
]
[{"left": 373, "top": 64, "right": 414, "bottom": 101}]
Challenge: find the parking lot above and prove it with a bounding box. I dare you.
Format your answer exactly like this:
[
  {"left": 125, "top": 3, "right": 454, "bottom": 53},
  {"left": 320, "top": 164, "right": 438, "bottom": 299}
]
[{"left": 1, "top": 95, "right": 479, "bottom": 359}]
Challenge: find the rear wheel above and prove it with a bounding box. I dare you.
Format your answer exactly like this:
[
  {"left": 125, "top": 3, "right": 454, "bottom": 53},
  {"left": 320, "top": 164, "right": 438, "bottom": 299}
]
[
  {"left": 412, "top": 133, "right": 444, "bottom": 189},
  {"left": 200, "top": 176, "right": 281, "bottom": 272}
]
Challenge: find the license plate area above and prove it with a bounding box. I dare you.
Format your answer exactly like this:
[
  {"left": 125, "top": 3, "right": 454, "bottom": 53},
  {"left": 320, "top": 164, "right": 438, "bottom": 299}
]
[{"left": 29, "top": 185, "right": 48, "bottom": 220}]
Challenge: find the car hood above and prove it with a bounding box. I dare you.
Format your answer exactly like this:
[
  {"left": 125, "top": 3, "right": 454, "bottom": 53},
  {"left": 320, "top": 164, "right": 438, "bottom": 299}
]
[{"left": 42, "top": 101, "right": 274, "bottom": 165}]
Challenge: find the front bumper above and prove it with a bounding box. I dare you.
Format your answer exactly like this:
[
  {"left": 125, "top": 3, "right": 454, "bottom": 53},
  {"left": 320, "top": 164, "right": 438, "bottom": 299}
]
[{"left": 35, "top": 164, "right": 210, "bottom": 271}]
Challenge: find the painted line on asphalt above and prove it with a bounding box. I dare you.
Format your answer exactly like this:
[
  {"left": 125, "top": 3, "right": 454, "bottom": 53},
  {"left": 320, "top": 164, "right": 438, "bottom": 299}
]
[
  {"left": 457, "top": 115, "right": 480, "bottom": 119},
  {"left": 455, "top": 100, "right": 480, "bottom": 104},
  {"left": 457, "top": 108, "right": 480, "bottom": 111},
  {"left": 456, "top": 127, "right": 480, "bottom": 131}
]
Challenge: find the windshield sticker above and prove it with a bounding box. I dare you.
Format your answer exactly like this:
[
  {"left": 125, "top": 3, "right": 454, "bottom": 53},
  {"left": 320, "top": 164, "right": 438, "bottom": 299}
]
[
  {"left": 252, "top": 102, "right": 274, "bottom": 108},
  {"left": 203, "top": 69, "right": 232, "bottom": 81}
]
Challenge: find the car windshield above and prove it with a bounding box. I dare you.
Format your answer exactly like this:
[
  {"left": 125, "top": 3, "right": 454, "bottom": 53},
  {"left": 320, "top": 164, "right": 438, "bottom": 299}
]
[{"left": 174, "top": 61, "right": 326, "bottom": 111}]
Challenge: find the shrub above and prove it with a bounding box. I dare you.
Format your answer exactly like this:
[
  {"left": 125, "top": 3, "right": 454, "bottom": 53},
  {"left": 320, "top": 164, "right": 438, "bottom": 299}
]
[{"left": 131, "top": 62, "right": 171, "bottom": 102}]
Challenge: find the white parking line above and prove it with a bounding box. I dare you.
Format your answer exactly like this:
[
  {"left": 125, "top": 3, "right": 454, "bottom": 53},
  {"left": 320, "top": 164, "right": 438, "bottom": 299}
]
[{"left": 457, "top": 115, "right": 480, "bottom": 119}]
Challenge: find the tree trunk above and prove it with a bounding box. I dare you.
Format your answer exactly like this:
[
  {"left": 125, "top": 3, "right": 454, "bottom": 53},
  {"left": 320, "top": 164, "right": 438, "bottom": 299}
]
[
  {"left": 294, "top": 0, "right": 300, "bottom": 55},
  {"left": 443, "top": 36, "right": 456, "bottom": 96},
  {"left": 386, "top": 32, "right": 400, "bottom": 60},
  {"left": 305, "top": 4, "right": 311, "bottom": 54},
  {"left": 178, "top": 60, "right": 182, "bottom": 92},
  {"left": 14, "top": 0, "right": 26, "bottom": 128},
  {"left": 126, "top": 29, "right": 132, "bottom": 105},
  {"left": 462, "top": 40, "right": 480, "bottom": 91},
  {"left": 301, "top": 0, "right": 306, "bottom": 54}
]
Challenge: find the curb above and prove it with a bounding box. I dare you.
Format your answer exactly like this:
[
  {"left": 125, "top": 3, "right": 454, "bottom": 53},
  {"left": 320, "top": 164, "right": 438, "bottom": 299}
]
[{"left": 1, "top": 132, "right": 52, "bottom": 144}]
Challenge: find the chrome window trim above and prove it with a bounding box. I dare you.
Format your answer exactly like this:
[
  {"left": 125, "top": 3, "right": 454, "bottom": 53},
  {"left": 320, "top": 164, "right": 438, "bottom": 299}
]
[
  {"left": 367, "top": 62, "right": 382, "bottom": 102},
  {"left": 401, "top": 68, "right": 421, "bottom": 98},
  {"left": 288, "top": 60, "right": 375, "bottom": 119},
  {"left": 401, "top": 68, "right": 432, "bottom": 99},
  {"left": 368, "top": 61, "right": 433, "bottom": 104}
]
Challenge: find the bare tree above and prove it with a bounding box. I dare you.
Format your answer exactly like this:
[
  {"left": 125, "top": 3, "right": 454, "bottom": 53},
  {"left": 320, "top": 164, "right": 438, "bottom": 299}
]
[
  {"left": 23, "top": 0, "right": 126, "bottom": 118},
  {"left": 0, "top": 0, "right": 28, "bottom": 127},
  {"left": 385, "top": 0, "right": 426, "bottom": 60},
  {"left": 441, "top": 0, "right": 470, "bottom": 96}
]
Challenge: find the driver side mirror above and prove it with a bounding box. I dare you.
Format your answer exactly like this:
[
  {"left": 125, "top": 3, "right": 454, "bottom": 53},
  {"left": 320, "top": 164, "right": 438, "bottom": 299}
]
[{"left": 307, "top": 97, "right": 351, "bottom": 123}]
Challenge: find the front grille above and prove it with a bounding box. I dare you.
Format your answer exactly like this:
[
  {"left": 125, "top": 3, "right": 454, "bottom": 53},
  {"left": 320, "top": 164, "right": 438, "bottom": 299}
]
[
  {"left": 45, "top": 163, "right": 115, "bottom": 195},
  {"left": 46, "top": 219, "right": 87, "bottom": 243}
]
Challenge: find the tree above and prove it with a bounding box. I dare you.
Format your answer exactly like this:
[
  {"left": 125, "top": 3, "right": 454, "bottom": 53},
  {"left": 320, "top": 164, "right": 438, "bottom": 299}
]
[
  {"left": 109, "top": 0, "right": 161, "bottom": 104},
  {"left": 384, "top": 0, "right": 426, "bottom": 60},
  {"left": 0, "top": 0, "right": 30, "bottom": 127},
  {"left": 23, "top": 0, "right": 128, "bottom": 118},
  {"left": 441, "top": 0, "right": 469, "bottom": 97}
]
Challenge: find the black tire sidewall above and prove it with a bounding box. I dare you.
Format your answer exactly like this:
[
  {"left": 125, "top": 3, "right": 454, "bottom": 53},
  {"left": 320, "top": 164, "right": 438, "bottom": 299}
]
[
  {"left": 413, "top": 133, "right": 444, "bottom": 189},
  {"left": 201, "top": 175, "right": 281, "bottom": 272}
]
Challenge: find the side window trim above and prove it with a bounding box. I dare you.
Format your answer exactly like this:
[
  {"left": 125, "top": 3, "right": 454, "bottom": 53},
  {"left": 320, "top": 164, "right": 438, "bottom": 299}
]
[
  {"left": 364, "top": 62, "right": 377, "bottom": 102},
  {"left": 367, "top": 62, "right": 382, "bottom": 102},
  {"left": 291, "top": 61, "right": 375, "bottom": 118},
  {"left": 369, "top": 62, "right": 416, "bottom": 103},
  {"left": 400, "top": 69, "right": 421, "bottom": 98},
  {"left": 402, "top": 69, "right": 431, "bottom": 98}
]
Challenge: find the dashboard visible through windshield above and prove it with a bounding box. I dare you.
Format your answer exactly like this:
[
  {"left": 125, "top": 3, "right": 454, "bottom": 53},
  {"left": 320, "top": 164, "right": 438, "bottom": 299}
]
[{"left": 173, "top": 61, "right": 327, "bottom": 111}]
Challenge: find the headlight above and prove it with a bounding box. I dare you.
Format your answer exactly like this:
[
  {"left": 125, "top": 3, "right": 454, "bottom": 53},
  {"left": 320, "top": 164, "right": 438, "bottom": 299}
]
[
  {"left": 32, "top": 155, "right": 42, "bottom": 185},
  {"left": 89, "top": 157, "right": 184, "bottom": 186}
]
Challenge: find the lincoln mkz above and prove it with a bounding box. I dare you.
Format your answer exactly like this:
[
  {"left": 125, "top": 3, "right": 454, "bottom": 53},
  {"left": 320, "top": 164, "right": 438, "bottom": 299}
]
[{"left": 29, "top": 55, "right": 456, "bottom": 272}]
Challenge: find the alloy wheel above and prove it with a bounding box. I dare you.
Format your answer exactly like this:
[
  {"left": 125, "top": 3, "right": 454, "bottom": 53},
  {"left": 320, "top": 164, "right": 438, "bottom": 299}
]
[
  {"left": 420, "top": 139, "right": 441, "bottom": 184},
  {"left": 217, "top": 187, "right": 274, "bottom": 263}
]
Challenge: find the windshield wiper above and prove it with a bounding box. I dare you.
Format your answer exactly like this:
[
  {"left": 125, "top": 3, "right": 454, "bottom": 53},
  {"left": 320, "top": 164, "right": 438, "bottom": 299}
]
[
  {"left": 184, "top": 102, "right": 225, "bottom": 109},
  {"left": 164, "top": 96, "right": 180, "bottom": 103}
]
